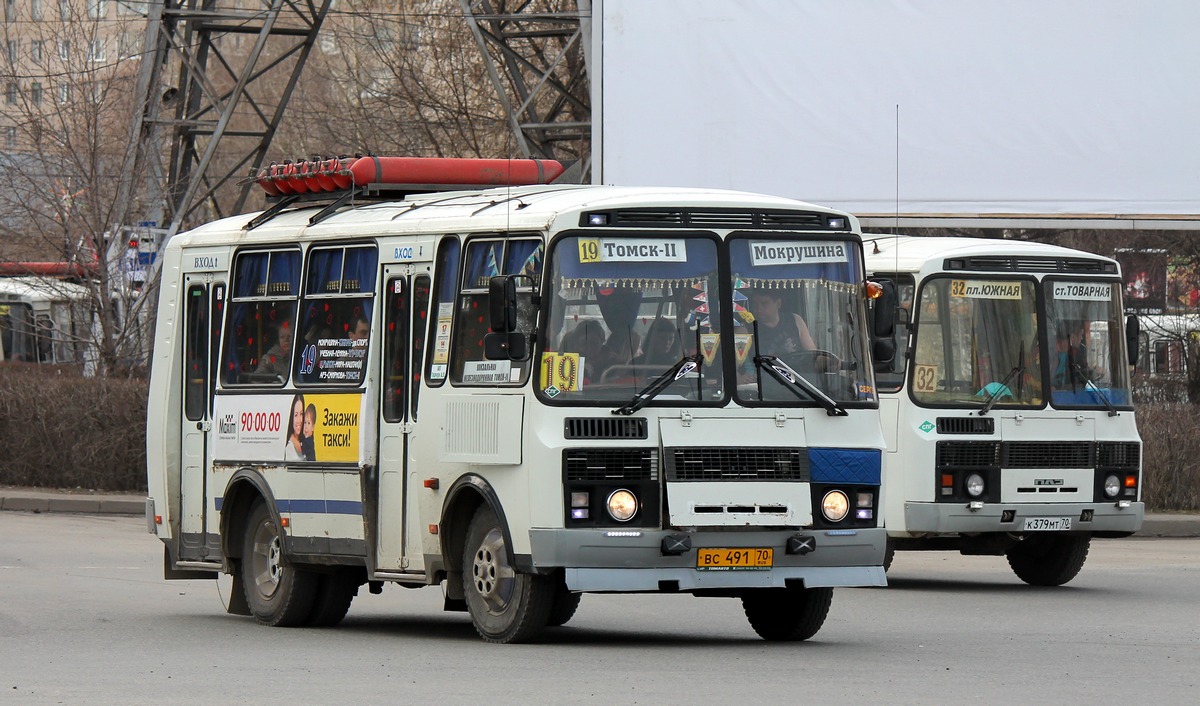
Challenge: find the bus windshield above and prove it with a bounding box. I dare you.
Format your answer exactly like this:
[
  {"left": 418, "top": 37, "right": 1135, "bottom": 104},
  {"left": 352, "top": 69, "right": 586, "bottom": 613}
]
[
  {"left": 911, "top": 277, "right": 1041, "bottom": 407},
  {"left": 729, "top": 236, "right": 872, "bottom": 405},
  {"left": 1043, "top": 280, "right": 1132, "bottom": 408},
  {"left": 538, "top": 232, "right": 871, "bottom": 407},
  {"left": 540, "top": 233, "right": 724, "bottom": 404}
]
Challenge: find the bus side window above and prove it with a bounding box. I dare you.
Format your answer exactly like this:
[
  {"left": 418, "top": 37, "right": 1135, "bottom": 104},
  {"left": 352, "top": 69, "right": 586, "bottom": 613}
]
[
  {"left": 221, "top": 250, "right": 301, "bottom": 386},
  {"left": 295, "top": 244, "right": 378, "bottom": 386},
  {"left": 383, "top": 277, "right": 408, "bottom": 423},
  {"left": 183, "top": 285, "right": 208, "bottom": 420},
  {"left": 425, "top": 237, "right": 460, "bottom": 387},
  {"left": 411, "top": 274, "right": 431, "bottom": 419},
  {"left": 452, "top": 237, "right": 541, "bottom": 385}
]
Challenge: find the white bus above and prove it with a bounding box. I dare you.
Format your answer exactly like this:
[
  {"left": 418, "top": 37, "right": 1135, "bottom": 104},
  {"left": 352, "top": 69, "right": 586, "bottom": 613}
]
[
  {"left": 0, "top": 276, "right": 95, "bottom": 365},
  {"left": 146, "top": 157, "right": 894, "bottom": 643},
  {"left": 865, "top": 235, "right": 1143, "bottom": 585}
]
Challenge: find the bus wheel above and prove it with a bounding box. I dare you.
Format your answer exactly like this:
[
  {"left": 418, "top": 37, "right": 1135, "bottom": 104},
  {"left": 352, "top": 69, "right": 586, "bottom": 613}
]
[
  {"left": 883, "top": 539, "right": 896, "bottom": 572},
  {"left": 241, "top": 501, "right": 318, "bottom": 627},
  {"left": 306, "top": 570, "right": 359, "bottom": 627},
  {"left": 742, "top": 587, "right": 834, "bottom": 641},
  {"left": 547, "top": 584, "right": 583, "bottom": 627},
  {"left": 1006, "top": 534, "right": 1091, "bottom": 586},
  {"left": 462, "top": 505, "right": 553, "bottom": 643}
]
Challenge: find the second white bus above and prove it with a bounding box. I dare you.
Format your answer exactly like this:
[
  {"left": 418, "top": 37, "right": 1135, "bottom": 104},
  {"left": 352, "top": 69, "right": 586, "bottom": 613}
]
[{"left": 866, "top": 235, "right": 1143, "bottom": 585}]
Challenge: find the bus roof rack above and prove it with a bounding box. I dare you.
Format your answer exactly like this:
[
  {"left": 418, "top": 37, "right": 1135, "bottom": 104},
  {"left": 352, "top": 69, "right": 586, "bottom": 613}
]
[{"left": 242, "top": 156, "right": 571, "bottom": 230}]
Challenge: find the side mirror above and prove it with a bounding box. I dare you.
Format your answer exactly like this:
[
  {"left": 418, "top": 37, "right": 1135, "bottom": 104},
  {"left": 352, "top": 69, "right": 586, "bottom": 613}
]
[
  {"left": 872, "top": 338, "right": 896, "bottom": 371},
  {"left": 1125, "top": 314, "right": 1140, "bottom": 367},
  {"left": 484, "top": 331, "right": 528, "bottom": 361},
  {"left": 870, "top": 279, "right": 897, "bottom": 339},
  {"left": 489, "top": 275, "right": 518, "bottom": 333},
  {"left": 484, "top": 274, "right": 532, "bottom": 361}
]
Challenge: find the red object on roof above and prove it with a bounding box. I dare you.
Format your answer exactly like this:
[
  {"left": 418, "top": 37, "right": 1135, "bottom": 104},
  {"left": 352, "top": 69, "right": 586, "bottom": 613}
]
[{"left": 254, "top": 156, "right": 566, "bottom": 196}]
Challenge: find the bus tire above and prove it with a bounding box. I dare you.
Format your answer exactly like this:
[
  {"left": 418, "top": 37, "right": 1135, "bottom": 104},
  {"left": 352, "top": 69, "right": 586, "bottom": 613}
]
[
  {"left": 1006, "top": 534, "right": 1091, "bottom": 586},
  {"left": 547, "top": 584, "right": 583, "bottom": 627},
  {"left": 462, "top": 505, "right": 553, "bottom": 643},
  {"left": 883, "top": 538, "right": 896, "bottom": 572},
  {"left": 241, "top": 501, "right": 318, "bottom": 627},
  {"left": 742, "top": 586, "right": 833, "bottom": 641},
  {"left": 306, "top": 570, "right": 359, "bottom": 627}
]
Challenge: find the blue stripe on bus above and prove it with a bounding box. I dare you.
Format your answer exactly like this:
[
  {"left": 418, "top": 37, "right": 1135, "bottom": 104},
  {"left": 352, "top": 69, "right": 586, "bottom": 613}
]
[{"left": 212, "top": 498, "right": 362, "bottom": 515}]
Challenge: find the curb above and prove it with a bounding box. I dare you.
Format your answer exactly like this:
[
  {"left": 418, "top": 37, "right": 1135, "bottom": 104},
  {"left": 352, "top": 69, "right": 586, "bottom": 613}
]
[
  {"left": 1136, "top": 515, "right": 1200, "bottom": 539},
  {"left": 1, "top": 490, "right": 1198, "bottom": 537},
  {"left": 0, "top": 492, "right": 145, "bottom": 516}
]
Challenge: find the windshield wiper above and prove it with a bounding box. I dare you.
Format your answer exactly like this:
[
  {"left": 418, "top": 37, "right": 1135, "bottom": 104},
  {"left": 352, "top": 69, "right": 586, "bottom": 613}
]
[
  {"left": 612, "top": 354, "right": 702, "bottom": 416},
  {"left": 755, "top": 354, "right": 848, "bottom": 416},
  {"left": 1071, "top": 362, "right": 1120, "bottom": 417},
  {"left": 978, "top": 347, "right": 1025, "bottom": 416}
]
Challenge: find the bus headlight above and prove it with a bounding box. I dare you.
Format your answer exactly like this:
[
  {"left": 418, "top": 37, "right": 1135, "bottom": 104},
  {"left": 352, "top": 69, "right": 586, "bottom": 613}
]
[
  {"left": 821, "top": 490, "right": 849, "bottom": 523},
  {"left": 606, "top": 489, "right": 638, "bottom": 522},
  {"left": 1103, "top": 474, "right": 1121, "bottom": 498},
  {"left": 965, "top": 473, "right": 985, "bottom": 498}
]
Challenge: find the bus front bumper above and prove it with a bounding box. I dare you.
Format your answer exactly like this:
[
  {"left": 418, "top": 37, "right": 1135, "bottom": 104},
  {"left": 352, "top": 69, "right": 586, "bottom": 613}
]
[
  {"left": 901, "top": 501, "right": 1144, "bottom": 536},
  {"left": 527, "top": 526, "right": 887, "bottom": 592}
]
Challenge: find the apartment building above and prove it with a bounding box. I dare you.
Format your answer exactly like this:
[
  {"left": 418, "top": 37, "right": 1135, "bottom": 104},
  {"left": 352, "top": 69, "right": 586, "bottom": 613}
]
[{"left": 1, "top": 0, "right": 147, "bottom": 152}]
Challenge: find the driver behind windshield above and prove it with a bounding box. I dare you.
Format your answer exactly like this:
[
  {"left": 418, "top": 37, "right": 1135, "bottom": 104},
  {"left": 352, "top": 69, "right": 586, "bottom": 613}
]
[{"left": 745, "top": 287, "right": 817, "bottom": 354}]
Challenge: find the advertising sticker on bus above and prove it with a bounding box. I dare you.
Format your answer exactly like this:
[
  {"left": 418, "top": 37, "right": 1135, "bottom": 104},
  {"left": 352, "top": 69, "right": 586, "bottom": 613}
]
[{"left": 214, "top": 393, "right": 363, "bottom": 463}]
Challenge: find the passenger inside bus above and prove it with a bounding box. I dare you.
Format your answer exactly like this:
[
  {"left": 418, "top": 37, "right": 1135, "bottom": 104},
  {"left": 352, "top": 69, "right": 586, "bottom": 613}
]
[
  {"left": 632, "top": 318, "right": 682, "bottom": 368},
  {"left": 255, "top": 324, "right": 293, "bottom": 379},
  {"left": 1052, "top": 324, "right": 1090, "bottom": 389},
  {"left": 348, "top": 315, "right": 370, "bottom": 343},
  {"left": 745, "top": 287, "right": 817, "bottom": 355},
  {"left": 560, "top": 319, "right": 608, "bottom": 383}
]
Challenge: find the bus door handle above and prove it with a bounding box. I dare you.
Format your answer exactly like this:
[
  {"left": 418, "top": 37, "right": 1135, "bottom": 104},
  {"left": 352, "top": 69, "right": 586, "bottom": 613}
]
[{"left": 197, "top": 421, "right": 212, "bottom": 432}]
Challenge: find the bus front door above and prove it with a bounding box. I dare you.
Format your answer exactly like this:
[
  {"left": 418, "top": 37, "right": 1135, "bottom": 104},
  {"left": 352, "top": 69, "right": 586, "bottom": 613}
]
[
  {"left": 376, "top": 271, "right": 430, "bottom": 573},
  {"left": 179, "top": 279, "right": 223, "bottom": 560}
]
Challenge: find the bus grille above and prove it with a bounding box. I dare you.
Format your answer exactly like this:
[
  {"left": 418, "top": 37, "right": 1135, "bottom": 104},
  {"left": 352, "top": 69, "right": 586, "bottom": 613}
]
[
  {"left": 564, "top": 417, "right": 648, "bottom": 440},
  {"left": 1005, "top": 442, "right": 1092, "bottom": 468},
  {"left": 938, "top": 441, "right": 1111, "bottom": 469},
  {"left": 944, "top": 256, "right": 1114, "bottom": 274},
  {"left": 936, "top": 441, "right": 1001, "bottom": 468},
  {"left": 1097, "top": 441, "right": 1140, "bottom": 468},
  {"left": 563, "top": 448, "right": 657, "bottom": 482},
  {"left": 595, "top": 208, "right": 837, "bottom": 231},
  {"left": 665, "top": 447, "right": 809, "bottom": 482},
  {"left": 936, "top": 417, "right": 995, "bottom": 434}
]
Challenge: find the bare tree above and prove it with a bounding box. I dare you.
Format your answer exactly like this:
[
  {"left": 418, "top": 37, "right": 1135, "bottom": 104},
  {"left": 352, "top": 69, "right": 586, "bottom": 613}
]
[
  {"left": 273, "top": 1, "right": 513, "bottom": 159},
  {"left": 0, "top": 2, "right": 151, "bottom": 375}
]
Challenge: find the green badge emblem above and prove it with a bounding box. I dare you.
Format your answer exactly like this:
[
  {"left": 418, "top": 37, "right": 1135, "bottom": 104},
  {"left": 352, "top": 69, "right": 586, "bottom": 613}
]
[{"left": 919, "top": 420, "right": 935, "bottom": 433}]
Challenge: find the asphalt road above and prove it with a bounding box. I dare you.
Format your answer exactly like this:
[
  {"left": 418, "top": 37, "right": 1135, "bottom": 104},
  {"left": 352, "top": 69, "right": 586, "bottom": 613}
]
[{"left": 1, "top": 512, "right": 1196, "bottom": 704}]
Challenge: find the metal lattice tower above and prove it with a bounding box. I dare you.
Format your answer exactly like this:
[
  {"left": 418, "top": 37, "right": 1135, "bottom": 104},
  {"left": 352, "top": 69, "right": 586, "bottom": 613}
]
[
  {"left": 120, "top": 0, "right": 332, "bottom": 239},
  {"left": 459, "top": 0, "right": 592, "bottom": 179}
]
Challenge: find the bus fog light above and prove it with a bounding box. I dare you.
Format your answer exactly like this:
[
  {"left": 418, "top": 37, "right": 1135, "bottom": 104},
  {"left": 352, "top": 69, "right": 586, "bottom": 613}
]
[
  {"left": 855, "top": 508, "right": 873, "bottom": 520},
  {"left": 965, "top": 473, "right": 985, "bottom": 498},
  {"left": 606, "top": 489, "right": 638, "bottom": 522},
  {"left": 570, "top": 491, "right": 589, "bottom": 508},
  {"left": 856, "top": 492, "right": 873, "bottom": 508},
  {"left": 1103, "top": 474, "right": 1121, "bottom": 498},
  {"left": 570, "top": 508, "right": 589, "bottom": 520},
  {"left": 821, "top": 490, "right": 849, "bottom": 522}
]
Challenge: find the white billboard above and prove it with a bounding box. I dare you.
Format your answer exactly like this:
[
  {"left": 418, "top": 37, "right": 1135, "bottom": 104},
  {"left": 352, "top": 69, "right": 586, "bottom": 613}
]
[{"left": 593, "top": 0, "right": 1200, "bottom": 222}]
